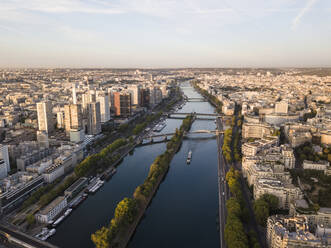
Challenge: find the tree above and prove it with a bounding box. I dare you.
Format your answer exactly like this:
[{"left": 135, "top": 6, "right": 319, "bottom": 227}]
[
  {"left": 226, "top": 197, "right": 242, "bottom": 218},
  {"left": 261, "top": 194, "right": 279, "bottom": 212},
  {"left": 253, "top": 198, "right": 269, "bottom": 226},
  {"left": 91, "top": 226, "right": 110, "bottom": 248},
  {"left": 26, "top": 214, "right": 35, "bottom": 226}
]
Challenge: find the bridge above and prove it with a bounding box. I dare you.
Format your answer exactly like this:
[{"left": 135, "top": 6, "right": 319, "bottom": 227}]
[
  {"left": 0, "top": 224, "right": 59, "bottom": 248},
  {"left": 139, "top": 129, "right": 224, "bottom": 145},
  {"left": 166, "top": 112, "right": 219, "bottom": 120},
  {"left": 186, "top": 98, "right": 206, "bottom": 102}
]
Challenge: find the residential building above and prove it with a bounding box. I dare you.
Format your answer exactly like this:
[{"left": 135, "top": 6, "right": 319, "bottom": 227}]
[
  {"left": 64, "top": 104, "right": 82, "bottom": 133},
  {"left": 113, "top": 92, "right": 131, "bottom": 117},
  {"left": 275, "top": 100, "right": 288, "bottom": 114},
  {"left": 267, "top": 215, "right": 328, "bottom": 248},
  {"left": 36, "top": 101, "right": 54, "bottom": 134},
  {"left": 254, "top": 178, "right": 303, "bottom": 209}
]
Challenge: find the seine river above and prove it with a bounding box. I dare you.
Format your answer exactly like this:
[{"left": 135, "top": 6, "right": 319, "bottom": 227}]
[{"left": 50, "top": 82, "right": 220, "bottom": 248}]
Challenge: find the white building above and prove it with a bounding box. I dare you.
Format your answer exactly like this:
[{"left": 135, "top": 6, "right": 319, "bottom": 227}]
[
  {"left": 70, "top": 129, "right": 85, "bottom": 143},
  {"left": 42, "top": 164, "right": 65, "bottom": 183},
  {"left": 0, "top": 144, "right": 10, "bottom": 172},
  {"left": 303, "top": 160, "right": 330, "bottom": 171},
  {"left": 36, "top": 196, "right": 67, "bottom": 223}
]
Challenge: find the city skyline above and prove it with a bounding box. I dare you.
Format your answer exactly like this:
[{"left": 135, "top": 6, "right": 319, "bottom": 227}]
[{"left": 1, "top": 0, "right": 331, "bottom": 68}]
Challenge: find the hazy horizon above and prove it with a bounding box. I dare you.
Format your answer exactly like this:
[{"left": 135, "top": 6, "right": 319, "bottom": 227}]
[{"left": 1, "top": 0, "right": 331, "bottom": 68}]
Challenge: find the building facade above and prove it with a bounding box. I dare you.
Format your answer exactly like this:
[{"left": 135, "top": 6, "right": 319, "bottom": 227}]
[{"left": 36, "top": 101, "right": 54, "bottom": 134}]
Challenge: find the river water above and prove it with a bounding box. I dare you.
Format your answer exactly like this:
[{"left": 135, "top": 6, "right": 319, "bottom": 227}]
[{"left": 50, "top": 82, "right": 220, "bottom": 248}]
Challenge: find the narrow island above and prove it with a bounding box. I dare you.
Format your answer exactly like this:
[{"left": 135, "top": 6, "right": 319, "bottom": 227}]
[{"left": 91, "top": 114, "right": 194, "bottom": 248}]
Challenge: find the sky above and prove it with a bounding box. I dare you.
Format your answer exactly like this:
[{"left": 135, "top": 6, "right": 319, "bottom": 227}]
[{"left": 0, "top": 0, "right": 331, "bottom": 68}]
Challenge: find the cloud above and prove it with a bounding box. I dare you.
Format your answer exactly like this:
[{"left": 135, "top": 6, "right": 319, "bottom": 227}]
[
  {"left": 0, "top": 0, "right": 125, "bottom": 16},
  {"left": 291, "top": 0, "right": 318, "bottom": 29}
]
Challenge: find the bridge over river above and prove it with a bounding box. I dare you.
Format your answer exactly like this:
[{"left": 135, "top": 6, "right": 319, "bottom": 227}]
[
  {"left": 165, "top": 112, "right": 221, "bottom": 120},
  {"left": 139, "top": 129, "right": 224, "bottom": 145}
]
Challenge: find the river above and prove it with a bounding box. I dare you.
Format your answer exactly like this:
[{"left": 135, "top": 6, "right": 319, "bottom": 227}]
[{"left": 50, "top": 81, "right": 220, "bottom": 248}]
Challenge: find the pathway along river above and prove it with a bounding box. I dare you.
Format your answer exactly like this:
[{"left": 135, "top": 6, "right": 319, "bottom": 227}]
[{"left": 50, "top": 82, "right": 220, "bottom": 248}]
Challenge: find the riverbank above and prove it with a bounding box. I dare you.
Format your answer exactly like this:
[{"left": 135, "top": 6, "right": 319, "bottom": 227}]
[
  {"left": 91, "top": 115, "right": 193, "bottom": 248},
  {"left": 191, "top": 81, "right": 223, "bottom": 113}
]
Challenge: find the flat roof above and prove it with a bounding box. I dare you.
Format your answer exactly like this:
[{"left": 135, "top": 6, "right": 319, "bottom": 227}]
[{"left": 39, "top": 196, "right": 66, "bottom": 215}]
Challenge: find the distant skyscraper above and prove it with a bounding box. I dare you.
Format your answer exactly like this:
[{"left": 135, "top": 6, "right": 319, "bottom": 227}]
[
  {"left": 64, "top": 104, "right": 82, "bottom": 133},
  {"left": 87, "top": 102, "right": 101, "bottom": 135},
  {"left": 128, "top": 85, "right": 141, "bottom": 105},
  {"left": 113, "top": 92, "right": 131, "bottom": 117},
  {"left": 57, "top": 111, "right": 65, "bottom": 129},
  {"left": 140, "top": 88, "right": 150, "bottom": 108},
  {"left": 107, "top": 88, "right": 114, "bottom": 111},
  {"left": 72, "top": 83, "right": 77, "bottom": 104},
  {"left": 0, "top": 144, "right": 10, "bottom": 173},
  {"left": 97, "top": 94, "right": 110, "bottom": 123},
  {"left": 37, "top": 101, "right": 54, "bottom": 134},
  {"left": 0, "top": 159, "right": 8, "bottom": 179}
]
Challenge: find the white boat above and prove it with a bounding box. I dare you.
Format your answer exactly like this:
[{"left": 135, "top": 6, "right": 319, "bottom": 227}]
[
  {"left": 88, "top": 178, "right": 101, "bottom": 193},
  {"left": 90, "top": 179, "right": 104, "bottom": 193},
  {"left": 64, "top": 208, "right": 72, "bottom": 216},
  {"left": 153, "top": 123, "right": 166, "bottom": 132},
  {"left": 39, "top": 228, "right": 56, "bottom": 241},
  {"left": 187, "top": 150, "right": 192, "bottom": 164},
  {"left": 52, "top": 215, "right": 65, "bottom": 227},
  {"left": 35, "top": 228, "right": 48, "bottom": 239},
  {"left": 43, "top": 229, "right": 56, "bottom": 240}
]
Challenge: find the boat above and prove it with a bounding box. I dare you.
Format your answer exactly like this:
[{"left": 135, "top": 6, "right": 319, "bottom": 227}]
[
  {"left": 35, "top": 228, "right": 48, "bottom": 239},
  {"left": 153, "top": 122, "right": 166, "bottom": 132},
  {"left": 70, "top": 194, "right": 87, "bottom": 209},
  {"left": 89, "top": 178, "right": 105, "bottom": 193},
  {"left": 186, "top": 150, "right": 192, "bottom": 164},
  {"left": 103, "top": 168, "right": 117, "bottom": 181},
  {"left": 43, "top": 229, "right": 56, "bottom": 240},
  {"left": 52, "top": 215, "right": 65, "bottom": 227},
  {"left": 64, "top": 208, "right": 72, "bottom": 217}
]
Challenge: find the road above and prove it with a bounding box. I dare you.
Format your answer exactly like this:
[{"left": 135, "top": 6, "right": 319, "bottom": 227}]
[
  {"left": 0, "top": 225, "right": 58, "bottom": 248},
  {"left": 216, "top": 116, "right": 230, "bottom": 248}
]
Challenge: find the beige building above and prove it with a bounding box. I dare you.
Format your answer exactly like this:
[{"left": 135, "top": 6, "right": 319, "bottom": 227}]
[
  {"left": 321, "top": 130, "right": 331, "bottom": 145},
  {"left": 37, "top": 101, "right": 54, "bottom": 134},
  {"left": 242, "top": 122, "right": 273, "bottom": 139},
  {"left": 254, "top": 178, "right": 303, "bottom": 209},
  {"left": 267, "top": 215, "right": 327, "bottom": 248},
  {"left": 275, "top": 100, "right": 288, "bottom": 114},
  {"left": 64, "top": 104, "right": 82, "bottom": 133}
]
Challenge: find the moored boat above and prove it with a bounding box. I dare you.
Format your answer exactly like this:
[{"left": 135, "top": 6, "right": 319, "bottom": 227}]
[{"left": 186, "top": 150, "right": 192, "bottom": 164}]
